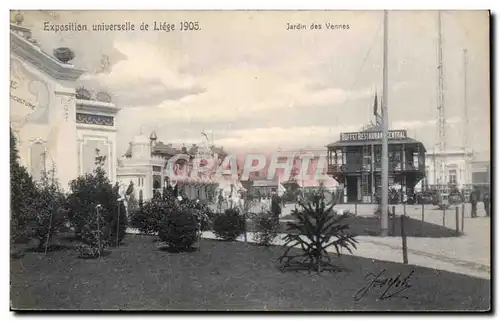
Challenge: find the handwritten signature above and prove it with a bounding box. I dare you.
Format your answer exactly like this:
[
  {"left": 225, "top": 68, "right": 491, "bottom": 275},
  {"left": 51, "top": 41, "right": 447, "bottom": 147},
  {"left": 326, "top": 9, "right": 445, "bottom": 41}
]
[{"left": 354, "top": 269, "right": 414, "bottom": 301}]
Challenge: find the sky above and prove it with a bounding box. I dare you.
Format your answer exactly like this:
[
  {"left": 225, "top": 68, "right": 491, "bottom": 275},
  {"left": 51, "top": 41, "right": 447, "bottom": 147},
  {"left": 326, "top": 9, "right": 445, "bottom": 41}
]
[{"left": 17, "top": 10, "right": 490, "bottom": 160}]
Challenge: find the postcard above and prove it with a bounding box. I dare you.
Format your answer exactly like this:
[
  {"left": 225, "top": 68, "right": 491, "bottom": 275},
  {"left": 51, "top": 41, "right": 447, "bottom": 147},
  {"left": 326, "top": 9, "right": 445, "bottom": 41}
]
[{"left": 10, "top": 10, "right": 491, "bottom": 311}]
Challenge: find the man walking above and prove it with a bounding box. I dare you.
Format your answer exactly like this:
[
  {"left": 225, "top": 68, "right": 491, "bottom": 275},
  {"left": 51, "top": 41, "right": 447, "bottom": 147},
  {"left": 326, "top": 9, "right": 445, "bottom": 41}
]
[
  {"left": 483, "top": 191, "right": 490, "bottom": 217},
  {"left": 271, "top": 189, "right": 282, "bottom": 223},
  {"left": 470, "top": 188, "right": 478, "bottom": 218}
]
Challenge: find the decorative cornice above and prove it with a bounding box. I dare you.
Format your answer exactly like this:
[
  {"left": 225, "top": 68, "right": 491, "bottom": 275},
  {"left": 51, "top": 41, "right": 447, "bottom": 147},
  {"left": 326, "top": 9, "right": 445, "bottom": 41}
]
[
  {"left": 76, "top": 99, "right": 121, "bottom": 115},
  {"left": 76, "top": 112, "right": 114, "bottom": 127},
  {"left": 10, "top": 28, "right": 85, "bottom": 82}
]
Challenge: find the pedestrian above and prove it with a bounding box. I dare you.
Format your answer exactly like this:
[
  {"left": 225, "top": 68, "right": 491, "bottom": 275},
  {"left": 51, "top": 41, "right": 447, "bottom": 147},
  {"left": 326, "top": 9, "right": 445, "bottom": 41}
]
[
  {"left": 483, "top": 191, "right": 490, "bottom": 217},
  {"left": 271, "top": 189, "right": 282, "bottom": 223},
  {"left": 470, "top": 188, "right": 478, "bottom": 218}
]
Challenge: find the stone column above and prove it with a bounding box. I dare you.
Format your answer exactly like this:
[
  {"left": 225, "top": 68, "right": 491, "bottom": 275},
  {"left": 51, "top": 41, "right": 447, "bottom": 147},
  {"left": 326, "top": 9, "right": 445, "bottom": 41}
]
[{"left": 52, "top": 87, "right": 78, "bottom": 191}]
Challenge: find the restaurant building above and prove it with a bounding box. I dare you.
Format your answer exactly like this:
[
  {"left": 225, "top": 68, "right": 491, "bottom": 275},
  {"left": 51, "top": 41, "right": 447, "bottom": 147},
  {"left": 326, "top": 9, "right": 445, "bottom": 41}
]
[{"left": 326, "top": 125, "right": 426, "bottom": 203}]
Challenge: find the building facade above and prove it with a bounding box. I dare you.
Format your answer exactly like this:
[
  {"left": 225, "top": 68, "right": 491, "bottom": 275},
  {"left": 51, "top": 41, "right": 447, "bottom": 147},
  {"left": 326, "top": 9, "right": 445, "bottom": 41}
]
[
  {"left": 10, "top": 19, "right": 120, "bottom": 190},
  {"left": 116, "top": 132, "right": 243, "bottom": 203},
  {"left": 326, "top": 127, "right": 426, "bottom": 203},
  {"left": 417, "top": 149, "right": 474, "bottom": 190},
  {"left": 470, "top": 160, "right": 490, "bottom": 186}
]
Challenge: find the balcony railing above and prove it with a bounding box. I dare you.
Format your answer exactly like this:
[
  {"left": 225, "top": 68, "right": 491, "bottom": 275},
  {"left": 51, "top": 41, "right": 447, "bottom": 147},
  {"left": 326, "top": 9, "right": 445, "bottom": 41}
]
[{"left": 328, "top": 161, "right": 425, "bottom": 173}]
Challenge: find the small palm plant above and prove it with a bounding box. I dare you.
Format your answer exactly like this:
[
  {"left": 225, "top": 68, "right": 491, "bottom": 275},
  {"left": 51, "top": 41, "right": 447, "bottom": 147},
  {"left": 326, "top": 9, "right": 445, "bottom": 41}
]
[{"left": 279, "top": 196, "right": 358, "bottom": 273}]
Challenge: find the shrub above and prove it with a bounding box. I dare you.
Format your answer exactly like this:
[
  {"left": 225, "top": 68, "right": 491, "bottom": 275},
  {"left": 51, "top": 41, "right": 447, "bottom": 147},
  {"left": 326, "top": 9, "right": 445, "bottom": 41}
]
[
  {"left": 76, "top": 208, "right": 107, "bottom": 258},
  {"left": 130, "top": 206, "right": 154, "bottom": 235},
  {"left": 279, "top": 197, "right": 358, "bottom": 273},
  {"left": 10, "top": 128, "right": 37, "bottom": 245},
  {"left": 25, "top": 167, "right": 68, "bottom": 251},
  {"left": 67, "top": 167, "right": 127, "bottom": 246},
  {"left": 179, "top": 198, "right": 214, "bottom": 231},
  {"left": 130, "top": 197, "right": 169, "bottom": 235},
  {"left": 158, "top": 209, "right": 200, "bottom": 250},
  {"left": 131, "top": 187, "right": 180, "bottom": 235},
  {"left": 213, "top": 208, "right": 246, "bottom": 241},
  {"left": 104, "top": 184, "right": 128, "bottom": 247},
  {"left": 252, "top": 211, "right": 279, "bottom": 246}
]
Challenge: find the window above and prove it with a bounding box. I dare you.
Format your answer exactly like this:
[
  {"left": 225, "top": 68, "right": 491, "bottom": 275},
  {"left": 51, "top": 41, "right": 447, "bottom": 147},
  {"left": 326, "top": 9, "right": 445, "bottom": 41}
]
[
  {"left": 449, "top": 169, "right": 457, "bottom": 185},
  {"left": 362, "top": 146, "right": 371, "bottom": 169},
  {"left": 362, "top": 174, "right": 369, "bottom": 196}
]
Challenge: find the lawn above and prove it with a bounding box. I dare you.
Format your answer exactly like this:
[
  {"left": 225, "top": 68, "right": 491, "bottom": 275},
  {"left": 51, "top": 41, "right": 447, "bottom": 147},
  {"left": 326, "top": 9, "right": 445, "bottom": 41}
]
[
  {"left": 277, "top": 214, "right": 461, "bottom": 238},
  {"left": 11, "top": 234, "right": 490, "bottom": 311}
]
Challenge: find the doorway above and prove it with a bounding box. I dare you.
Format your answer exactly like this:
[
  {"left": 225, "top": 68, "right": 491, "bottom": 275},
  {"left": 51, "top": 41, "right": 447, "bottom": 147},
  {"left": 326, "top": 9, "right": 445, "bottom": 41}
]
[{"left": 346, "top": 175, "right": 358, "bottom": 203}]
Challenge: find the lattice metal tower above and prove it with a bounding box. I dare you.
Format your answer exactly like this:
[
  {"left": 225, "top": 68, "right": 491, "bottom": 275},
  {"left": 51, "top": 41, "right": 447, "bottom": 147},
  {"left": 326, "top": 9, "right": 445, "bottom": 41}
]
[
  {"left": 436, "top": 11, "right": 447, "bottom": 185},
  {"left": 462, "top": 49, "right": 471, "bottom": 184}
]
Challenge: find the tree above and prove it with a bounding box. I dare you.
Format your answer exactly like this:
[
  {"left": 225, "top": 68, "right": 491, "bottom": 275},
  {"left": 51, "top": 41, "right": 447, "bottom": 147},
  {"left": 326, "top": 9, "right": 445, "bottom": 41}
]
[
  {"left": 26, "top": 164, "right": 67, "bottom": 251},
  {"left": 67, "top": 166, "right": 127, "bottom": 247},
  {"left": 130, "top": 186, "right": 178, "bottom": 235},
  {"left": 10, "top": 128, "right": 37, "bottom": 244}
]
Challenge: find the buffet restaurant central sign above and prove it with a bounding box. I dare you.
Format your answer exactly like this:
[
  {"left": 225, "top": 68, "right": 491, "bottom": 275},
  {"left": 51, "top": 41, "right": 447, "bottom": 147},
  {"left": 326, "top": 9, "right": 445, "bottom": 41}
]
[{"left": 340, "top": 130, "right": 408, "bottom": 141}]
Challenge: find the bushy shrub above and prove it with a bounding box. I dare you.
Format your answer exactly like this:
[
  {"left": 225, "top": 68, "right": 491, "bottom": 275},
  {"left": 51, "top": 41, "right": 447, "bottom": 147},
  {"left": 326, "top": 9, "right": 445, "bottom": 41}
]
[
  {"left": 104, "top": 184, "right": 128, "bottom": 247},
  {"left": 76, "top": 206, "right": 107, "bottom": 258},
  {"left": 280, "top": 197, "right": 358, "bottom": 273},
  {"left": 158, "top": 208, "right": 200, "bottom": 250},
  {"left": 25, "top": 168, "right": 68, "bottom": 251},
  {"left": 179, "top": 198, "right": 214, "bottom": 231},
  {"left": 10, "top": 129, "right": 37, "bottom": 245},
  {"left": 130, "top": 206, "right": 155, "bottom": 235},
  {"left": 213, "top": 208, "right": 246, "bottom": 241},
  {"left": 67, "top": 167, "right": 127, "bottom": 247},
  {"left": 252, "top": 211, "right": 279, "bottom": 246},
  {"left": 131, "top": 188, "right": 179, "bottom": 235}
]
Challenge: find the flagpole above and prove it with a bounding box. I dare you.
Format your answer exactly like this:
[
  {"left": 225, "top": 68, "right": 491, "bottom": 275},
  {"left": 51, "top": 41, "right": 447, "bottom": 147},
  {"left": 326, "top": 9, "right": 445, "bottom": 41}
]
[{"left": 380, "top": 10, "right": 389, "bottom": 237}]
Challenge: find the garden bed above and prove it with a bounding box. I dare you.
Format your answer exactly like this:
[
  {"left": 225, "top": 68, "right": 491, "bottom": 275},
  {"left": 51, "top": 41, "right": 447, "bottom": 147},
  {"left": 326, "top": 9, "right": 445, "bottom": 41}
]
[
  {"left": 278, "top": 214, "right": 460, "bottom": 238},
  {"left": 11, "top": 234, "right": 489, "bottom": 311}
]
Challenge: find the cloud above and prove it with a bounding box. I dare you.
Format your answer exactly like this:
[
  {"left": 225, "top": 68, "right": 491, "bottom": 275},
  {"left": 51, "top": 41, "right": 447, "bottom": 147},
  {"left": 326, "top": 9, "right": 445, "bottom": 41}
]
[
  {"left": 18, "top": 10, "right": 489, "bottom": 157},
  {"left": 76, "top": 40, "right": 207, "bottom": 107},
  {"left": 200, "top": 117, "right": 463, "bottom": 152},
  {"left": 393, "top": 117, "right": 461, "bottom": 130},
  {"left": 104, "top": 77, "right": 205, "bottom": 107}
]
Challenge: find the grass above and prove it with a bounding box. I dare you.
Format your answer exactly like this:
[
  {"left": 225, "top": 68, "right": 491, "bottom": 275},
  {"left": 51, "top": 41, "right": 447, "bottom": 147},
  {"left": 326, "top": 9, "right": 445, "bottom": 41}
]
[
  {"left": 11, "top": 234, "right": 490, "bottom": 311},
  {"left": 278, "top": 213, "right": 460, "bottom": 238}
]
